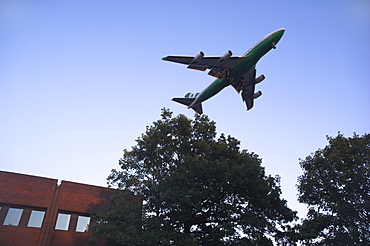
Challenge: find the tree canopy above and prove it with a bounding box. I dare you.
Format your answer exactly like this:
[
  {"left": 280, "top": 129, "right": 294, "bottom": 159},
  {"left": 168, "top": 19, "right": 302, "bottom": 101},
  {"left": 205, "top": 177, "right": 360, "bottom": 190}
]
[
  {"left": 90, "top": 109, "right": 296, "bottom": 245},
  {"left": 296, "top": 133, "right": 370, "bottom": 245}
]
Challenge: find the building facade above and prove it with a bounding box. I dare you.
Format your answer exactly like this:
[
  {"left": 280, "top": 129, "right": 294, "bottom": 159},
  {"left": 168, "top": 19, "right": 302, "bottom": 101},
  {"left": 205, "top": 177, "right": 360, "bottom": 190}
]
[{"left": 0, "top": 171, "right": 115, "bottom": 246}]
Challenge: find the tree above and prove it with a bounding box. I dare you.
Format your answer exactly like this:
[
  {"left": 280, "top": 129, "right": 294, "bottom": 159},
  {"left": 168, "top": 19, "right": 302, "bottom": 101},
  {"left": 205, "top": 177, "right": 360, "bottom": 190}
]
[
  {"left": 297, "top": 133, "right": 370, "bottom": 245},
  {"left": 90, "top": 108, "right": 296, "bottom": 245}
]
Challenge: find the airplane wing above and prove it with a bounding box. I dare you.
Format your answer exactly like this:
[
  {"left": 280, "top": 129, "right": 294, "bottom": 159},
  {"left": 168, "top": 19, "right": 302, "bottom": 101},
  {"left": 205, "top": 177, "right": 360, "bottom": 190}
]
[
  {"left": 232, "top": 67, "right": 261, "bottom": 110},
  {"left": 241, "top": 83, "right": 256, "bottom": 110},
  {"left": 162, "top": 56, "right": 245, "bottom": 69},
  {"left": 232, "top": 67, "right": 256, "bottom": 93},
  {"left": 162, "top": 53, "right": 246, "bottom": 72}
]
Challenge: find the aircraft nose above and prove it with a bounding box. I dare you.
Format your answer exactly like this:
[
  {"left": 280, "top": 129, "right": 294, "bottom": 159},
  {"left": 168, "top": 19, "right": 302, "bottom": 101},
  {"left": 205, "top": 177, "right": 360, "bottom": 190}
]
[
  {"left": 277, "top": 28, "right": 285, "bottom": 36},
  {"left": 274, "top": 28, "right": 285, "bottom": 42}
]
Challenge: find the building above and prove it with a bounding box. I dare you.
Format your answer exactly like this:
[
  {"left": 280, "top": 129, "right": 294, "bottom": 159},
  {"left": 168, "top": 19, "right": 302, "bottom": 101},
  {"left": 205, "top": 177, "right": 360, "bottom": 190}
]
[{"left": 0, "top": 171, "right": 116, "bottom": 246}]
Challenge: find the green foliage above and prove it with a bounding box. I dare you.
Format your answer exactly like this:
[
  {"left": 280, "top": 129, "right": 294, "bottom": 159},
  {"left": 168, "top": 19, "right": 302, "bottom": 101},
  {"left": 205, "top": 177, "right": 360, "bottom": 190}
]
[
  {"left": 90, "top": 108, "right": 296, "bottom": 245},
  {"left": 297, "top": 133, "right": 370, "bottom": 245}
]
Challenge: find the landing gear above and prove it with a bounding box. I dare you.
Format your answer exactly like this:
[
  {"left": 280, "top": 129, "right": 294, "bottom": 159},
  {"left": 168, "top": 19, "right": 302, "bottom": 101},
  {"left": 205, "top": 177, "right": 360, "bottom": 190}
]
[{"left": 232, "top": 79, "right": 246, "bottom": 93}]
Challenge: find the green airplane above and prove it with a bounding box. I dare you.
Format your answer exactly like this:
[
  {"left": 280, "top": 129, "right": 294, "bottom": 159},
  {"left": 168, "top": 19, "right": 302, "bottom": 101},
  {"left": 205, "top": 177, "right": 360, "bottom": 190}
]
[{"left": 162, "top": 28, "right": 285, "bottom": 114}]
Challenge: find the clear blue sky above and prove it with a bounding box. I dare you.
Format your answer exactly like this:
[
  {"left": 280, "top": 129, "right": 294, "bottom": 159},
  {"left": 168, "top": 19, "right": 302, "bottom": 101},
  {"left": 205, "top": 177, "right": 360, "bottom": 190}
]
[{"left": 1, "top": 0, "right": 369, "bottom": 218}]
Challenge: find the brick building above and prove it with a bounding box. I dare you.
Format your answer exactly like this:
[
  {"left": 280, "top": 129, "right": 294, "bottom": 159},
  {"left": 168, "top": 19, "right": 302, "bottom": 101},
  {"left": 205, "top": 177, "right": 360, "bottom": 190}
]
[{"left": 0, "top": 171, "right": 119, "bottom": 246}]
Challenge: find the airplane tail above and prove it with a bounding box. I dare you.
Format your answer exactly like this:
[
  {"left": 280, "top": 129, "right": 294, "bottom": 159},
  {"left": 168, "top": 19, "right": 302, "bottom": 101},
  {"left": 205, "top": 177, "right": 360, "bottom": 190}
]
[{"left": 172, "top": 97, "right": 203, "bottom": 114}]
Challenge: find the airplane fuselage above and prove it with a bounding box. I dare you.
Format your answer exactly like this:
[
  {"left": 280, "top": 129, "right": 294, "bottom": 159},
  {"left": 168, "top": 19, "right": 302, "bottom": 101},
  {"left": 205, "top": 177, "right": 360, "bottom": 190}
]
[{"left": 190, "top": 28, "right": 285, "bottom": 108}]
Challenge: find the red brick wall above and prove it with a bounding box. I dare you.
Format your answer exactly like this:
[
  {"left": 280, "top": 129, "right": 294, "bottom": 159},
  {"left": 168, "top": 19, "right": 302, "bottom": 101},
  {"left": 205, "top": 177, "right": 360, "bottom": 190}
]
[
  {"left": 0, "top": 171, "right": 57, "bottom": 246},
  {"left": 48, "top": 181, "right": 113, "bottom": 245},
  {"left": 56, "top": 181, "right": 112, "bottom": 214},
  {"left": 0, "top": 227, "right": 42, "bottom": 246},
  {"left": 48, "top": 230, "right": 92, "bottom": 246},
  {"left": 0, "top": 171, "right": 115, "bottom": 246},
  {"left": 0, "top": 171, "right": 57, "bottom": 207}
]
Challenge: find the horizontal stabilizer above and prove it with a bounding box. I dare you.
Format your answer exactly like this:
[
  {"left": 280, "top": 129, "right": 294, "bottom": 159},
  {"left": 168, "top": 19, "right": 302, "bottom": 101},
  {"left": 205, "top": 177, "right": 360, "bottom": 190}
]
[
  {"left": 172, "top": 97, "right": 195, "bottom": 106},
  {"left": 172, "top": 98, "right": 203, "bottom": 114}
]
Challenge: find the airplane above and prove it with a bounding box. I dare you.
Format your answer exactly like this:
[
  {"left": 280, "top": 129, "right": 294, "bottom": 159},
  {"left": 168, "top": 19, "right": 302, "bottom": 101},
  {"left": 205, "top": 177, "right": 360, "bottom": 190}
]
[{"left": 162, "top": 28, "right": 285, "bottom": 114}]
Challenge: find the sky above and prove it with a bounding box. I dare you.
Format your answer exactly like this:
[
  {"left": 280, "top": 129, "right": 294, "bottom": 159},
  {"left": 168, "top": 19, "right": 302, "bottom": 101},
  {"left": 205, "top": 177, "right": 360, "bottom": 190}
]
[{"left": 1, "top": 0, "right": 369, "bottom": 218}]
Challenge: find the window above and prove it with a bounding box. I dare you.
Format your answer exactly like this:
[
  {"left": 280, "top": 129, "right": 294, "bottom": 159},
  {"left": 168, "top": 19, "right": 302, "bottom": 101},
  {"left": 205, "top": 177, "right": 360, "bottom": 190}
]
[
  {"left": 76, "top": 215, "right": 90, "bottom": 232},
  {"left": 3, "top": 208, "right": 23, "bottom": 226},
  {"left": 0, "top": 205, "right": 47, "bottom": 228},
  {"left": 54, "top": 211, "right": 92, "bottom": 232},
  {"left": 27, "top": 210, "right": 45, "bottom": 228},
  {"left": 55, "top": 213, "right": 71, "bottom": 230}
]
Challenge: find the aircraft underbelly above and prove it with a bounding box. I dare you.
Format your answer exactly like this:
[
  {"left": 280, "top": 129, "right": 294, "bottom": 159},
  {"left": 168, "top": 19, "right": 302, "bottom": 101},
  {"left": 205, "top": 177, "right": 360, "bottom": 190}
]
[
  {"left": 196, "top": 79, "right": 229, "bottom": 103},
  {"left": 230, "top": 58, "right": 256, "bottom": 79}
]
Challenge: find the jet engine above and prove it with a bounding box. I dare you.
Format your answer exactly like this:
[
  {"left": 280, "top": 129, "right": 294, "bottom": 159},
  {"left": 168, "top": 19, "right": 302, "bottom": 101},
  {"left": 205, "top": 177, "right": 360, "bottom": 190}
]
[
  {"left": 253, "top": 91, "right": 262, "bottom": 99},
  {"left": 191, "top": 51, "right": 204, "bottom": 63},
  {"left": 218, "top": 50, "right": 233, "bottom": 63},
  {"left": 254, "top": 75, "right": 265, "bottom": 84}
]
